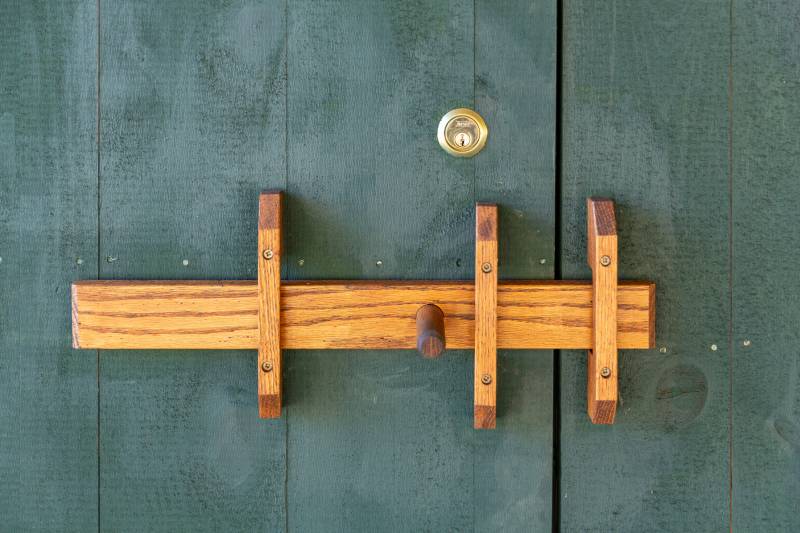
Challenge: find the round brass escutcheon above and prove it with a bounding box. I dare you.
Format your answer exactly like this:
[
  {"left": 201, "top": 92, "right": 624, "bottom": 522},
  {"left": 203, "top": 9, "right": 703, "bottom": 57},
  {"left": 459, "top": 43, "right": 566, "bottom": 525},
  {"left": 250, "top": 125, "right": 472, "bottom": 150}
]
[{"left": 437, "top": 108, "right": 488, "bottom": 157}]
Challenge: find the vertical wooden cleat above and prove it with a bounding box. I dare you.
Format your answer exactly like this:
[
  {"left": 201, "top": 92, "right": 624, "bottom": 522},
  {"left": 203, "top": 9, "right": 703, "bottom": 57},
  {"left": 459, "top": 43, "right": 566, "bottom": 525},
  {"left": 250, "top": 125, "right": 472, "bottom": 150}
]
[
  {"left": 474, "top": 203, "right": 498, "bottom": 429},
  {"left": 258, "top": 191, "right": 282, "bottom": 418},
  {"left": 587, "top": 198, "right": 618, "bottom": 424}
]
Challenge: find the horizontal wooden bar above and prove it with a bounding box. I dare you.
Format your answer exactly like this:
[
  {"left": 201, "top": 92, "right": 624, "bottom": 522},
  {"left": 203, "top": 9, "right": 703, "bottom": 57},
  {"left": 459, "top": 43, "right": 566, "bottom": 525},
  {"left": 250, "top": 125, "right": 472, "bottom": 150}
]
[{"left": 71, "top": 280, "right": 655, "bottom": 351}]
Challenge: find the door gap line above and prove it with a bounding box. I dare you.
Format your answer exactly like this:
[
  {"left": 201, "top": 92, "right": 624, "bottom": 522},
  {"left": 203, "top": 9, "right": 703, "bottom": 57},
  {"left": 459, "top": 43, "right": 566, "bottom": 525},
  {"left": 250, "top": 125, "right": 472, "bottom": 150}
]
[{"left": 552, "top": 0, "right": 564, "bottom": 531}]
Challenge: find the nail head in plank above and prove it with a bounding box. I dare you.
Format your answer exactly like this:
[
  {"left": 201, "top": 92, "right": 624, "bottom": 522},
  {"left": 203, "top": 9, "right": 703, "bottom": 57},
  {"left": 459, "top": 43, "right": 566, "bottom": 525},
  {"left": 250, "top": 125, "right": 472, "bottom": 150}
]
[
  {"left": 587, "top": 197, "right": 618, "bottom": 424},
  {"left": 258, "top": 191, "right": 282, "bottom": 418},
  {"left": 474, "top": 203, "right": 498, "bottom": 429}
]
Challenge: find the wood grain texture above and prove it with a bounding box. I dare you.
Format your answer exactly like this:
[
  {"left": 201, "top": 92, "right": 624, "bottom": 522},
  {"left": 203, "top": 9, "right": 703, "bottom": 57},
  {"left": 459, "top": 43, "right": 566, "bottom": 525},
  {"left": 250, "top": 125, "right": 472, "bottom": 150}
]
[
  {"left": 587, "top": 198, "right": 618, "bottom": 424},
  {"left": 732, "top": 1, "right": 800, "bottom": 529},
  {"left": 72, "top": 279, "right": 654, "bottom": 350},
  {"left": 474, "top": 204, "right": 498, "bottom": 429},
  {"left": 257, "top": 191, "right": 282, "bottom": 418},
  {"left": 0, "top": 1, "right": 98, "bottom": 529},
  {"left": 99, "top": 1, "right": 286, "bottom": 530},
  {"left": 562, "top": 1, "right": 731, "bottom": 530}
]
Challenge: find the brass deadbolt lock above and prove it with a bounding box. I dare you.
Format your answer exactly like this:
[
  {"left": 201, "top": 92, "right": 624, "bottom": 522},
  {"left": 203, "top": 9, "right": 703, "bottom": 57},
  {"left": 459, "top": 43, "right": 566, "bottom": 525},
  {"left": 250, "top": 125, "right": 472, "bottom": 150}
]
[{"left": 437, "top": 108, "right": 488, "bottom": 157}]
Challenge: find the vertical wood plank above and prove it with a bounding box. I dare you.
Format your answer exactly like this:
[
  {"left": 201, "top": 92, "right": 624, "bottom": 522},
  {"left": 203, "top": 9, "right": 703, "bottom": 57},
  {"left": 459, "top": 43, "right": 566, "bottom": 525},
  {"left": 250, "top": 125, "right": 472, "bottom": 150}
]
[
  {"left": 286, "top": 1, "right": 476, "bottom": 530},
  {"left": 732, "top": 1, "right": 800, "bottom": 529},
  {"left": 474, "top": 203, "right": 498, "bottom": 429},
  {"left": 0, "top": 1, "right": 98, "bottom": 529},
  {"left": 561, "top": 1, "right": 731, "bottom": 530},
  {"left": 473, "top": 0, "right": 555, "bottom": 528},
  {"left": 99, "top": 1, "right": 286, "bottom": 530},
  {"left": 258, "top": 191, "right": 282, "bottom": 418},
  {"left": 586, "top": 198, "right": 618, "bottom": 424}
]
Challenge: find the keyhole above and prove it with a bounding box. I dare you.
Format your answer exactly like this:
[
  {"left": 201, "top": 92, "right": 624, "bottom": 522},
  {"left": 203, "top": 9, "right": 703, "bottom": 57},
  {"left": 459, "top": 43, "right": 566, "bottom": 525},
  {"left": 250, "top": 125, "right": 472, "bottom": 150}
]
[{"left": 455, "top": 132, "right": 472, "bottom": 147}]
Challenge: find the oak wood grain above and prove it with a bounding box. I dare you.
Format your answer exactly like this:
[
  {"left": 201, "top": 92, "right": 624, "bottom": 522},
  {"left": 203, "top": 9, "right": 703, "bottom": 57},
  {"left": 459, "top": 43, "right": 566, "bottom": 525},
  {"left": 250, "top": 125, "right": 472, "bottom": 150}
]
[
  {"left": 258, "top": 191, "right": 282, "bottom": 418},
  {"left": 587, "top": 198, "right": 618, "bottom": 424},
  {"left": 474, "top": 204, "right": 498, "bottom": 429},
  {"left": 72, "top": 279, "right": 654, "bottom": 350}
]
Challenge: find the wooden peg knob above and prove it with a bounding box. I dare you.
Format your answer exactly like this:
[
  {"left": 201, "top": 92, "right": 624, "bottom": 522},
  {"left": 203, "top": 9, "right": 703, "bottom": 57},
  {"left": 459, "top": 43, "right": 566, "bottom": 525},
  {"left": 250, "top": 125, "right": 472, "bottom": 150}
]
[{"left": 416, "top": 304, "right": 446, "bottom": 358}]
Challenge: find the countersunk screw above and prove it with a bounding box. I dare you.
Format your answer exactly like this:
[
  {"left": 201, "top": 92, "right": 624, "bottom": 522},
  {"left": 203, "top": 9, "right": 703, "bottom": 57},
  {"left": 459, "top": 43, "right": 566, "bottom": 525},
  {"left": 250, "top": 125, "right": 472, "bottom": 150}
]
[
  {"left": 600, "top": 255, "right": 612, "bottom": 267},
  {"left": 263, "top": 249, "right": 273, "bottom": 260},
  {"left": 261, "top": 361, "right": 273, "bottom": 372},
  {"left": 600, "top": 367, "right": 611, "bottom": 378},
  {"left": 743, "top": 339, "right": 751, "bottom": 347},
  {"left": 481, "top": 262, "right": 492, "bottom": 273},
  {"left": 481, "top": 373, "right": 492, "bottom": 385}
]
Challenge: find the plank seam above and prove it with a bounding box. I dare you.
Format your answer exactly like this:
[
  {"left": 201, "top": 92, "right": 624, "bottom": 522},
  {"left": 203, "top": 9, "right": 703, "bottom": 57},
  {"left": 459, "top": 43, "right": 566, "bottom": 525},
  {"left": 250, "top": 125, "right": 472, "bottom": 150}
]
[
  {"left": 727, "top": 0, "right": 735, "bottom": 530},
  {"left": 95, "top": 0, "right": 101, "bottom": 530}
]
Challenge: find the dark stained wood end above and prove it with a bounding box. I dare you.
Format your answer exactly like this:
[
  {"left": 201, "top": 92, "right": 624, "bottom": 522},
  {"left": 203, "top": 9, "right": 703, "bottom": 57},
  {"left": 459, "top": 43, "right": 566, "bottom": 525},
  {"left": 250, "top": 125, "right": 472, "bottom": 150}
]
[
  {"left": 474, "top": 405, "right": 497, "bottom": 429},
  {"left": 476, "top": 203, "right": 498, "bottom": 242},
  {"left": 587, "top": 197, "right": 617, "bottom": 236},
  {"left": 589, "top": 400, "right": 616, "bottom": 425},
  {"left": 259, "top": 394, "right": 281, "bottom": 419},
  {"left": 258, "top": 191, "right": 283, "bottom": 230}
]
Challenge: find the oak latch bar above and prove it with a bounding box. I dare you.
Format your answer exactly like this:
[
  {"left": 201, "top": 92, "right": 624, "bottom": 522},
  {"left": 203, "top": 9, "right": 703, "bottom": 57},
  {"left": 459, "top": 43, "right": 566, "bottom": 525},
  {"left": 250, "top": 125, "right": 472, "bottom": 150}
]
[{"left": 71, "top": 192, "right": 655, "bottom": 427}]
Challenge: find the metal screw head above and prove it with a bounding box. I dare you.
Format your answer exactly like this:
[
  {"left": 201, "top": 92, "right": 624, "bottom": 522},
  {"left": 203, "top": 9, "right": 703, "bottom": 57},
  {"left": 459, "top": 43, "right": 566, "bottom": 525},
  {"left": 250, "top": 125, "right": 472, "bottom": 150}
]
[
  {"left": 600, "top": 367, "right": 611, "bottom": 378},
  {"left": 600, "top": 255, "right": 612, "bottom": 267},
  {"left": 481, "top": 373, "right": 492, "bottom": 385},
  {"left": 261, "top": 361, "right": 273, "bottom": 372},
  {"left": 263, "top": 249, "right": 274, "bottom": 260},
  {"left": 481, "top": 262, "right": 492, "bottom": 273},
  {"left": 743, "top": 339, "right": 751, "bottom": 347}
]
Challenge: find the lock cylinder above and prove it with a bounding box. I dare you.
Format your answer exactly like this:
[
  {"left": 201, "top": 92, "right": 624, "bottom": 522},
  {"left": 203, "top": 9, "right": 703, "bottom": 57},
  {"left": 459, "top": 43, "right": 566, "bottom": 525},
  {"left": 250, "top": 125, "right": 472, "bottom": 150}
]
[{"left": 437, "top": 108, "right": 488, "bottom": 157}]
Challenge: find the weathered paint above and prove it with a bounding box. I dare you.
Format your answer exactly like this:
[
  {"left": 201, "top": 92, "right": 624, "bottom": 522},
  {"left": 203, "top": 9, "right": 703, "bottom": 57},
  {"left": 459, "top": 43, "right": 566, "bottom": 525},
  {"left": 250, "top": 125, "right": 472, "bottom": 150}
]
[
  {"left": 731, "top": 0, "right": 800, "bottom": 529},
  {"left": 98, "top": 1, "right": 286, "bottom": 530},
  {"left": 285, "top": 1, "right": 554, "bottom": 530},
  {"left": 0, "top": 1, "right": 99, "bottom": 530},
  {"left": 561, "top": 1, "right": 731, "bottom": 530},
  {"left": 4, "top": 0, "right": 799, "bottom": 531}
]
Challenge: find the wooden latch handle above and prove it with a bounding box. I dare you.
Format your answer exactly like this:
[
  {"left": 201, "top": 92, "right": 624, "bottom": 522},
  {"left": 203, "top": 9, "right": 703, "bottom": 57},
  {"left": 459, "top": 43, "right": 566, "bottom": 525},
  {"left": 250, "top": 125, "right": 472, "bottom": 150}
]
[
  {"left": 587, "top": 197, "right": 618, "bottom": 424},
  {"left": 416, "top": 304, "right": 446, "bottom": 358}
]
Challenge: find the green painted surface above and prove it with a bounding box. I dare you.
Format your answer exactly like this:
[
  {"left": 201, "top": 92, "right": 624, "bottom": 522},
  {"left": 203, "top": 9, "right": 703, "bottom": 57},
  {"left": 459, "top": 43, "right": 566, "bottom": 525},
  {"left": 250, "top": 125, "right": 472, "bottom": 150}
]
[
  {"left": 7, "top": 1, "right": 800, "bottom": 531},
  {"left": 0, "top": 1, "right": 99, "bottom": 530},
  {"left": 95, "top": 0, "right": 554, "bottom": 531},
  {"left": 285, "top": 1, "right": 476, "bottom": 529},
  {"left": 474, "top": 1, "right": 555, "bottom": 530},
  {"left": 98, "top": 1, "right": 286, "bottom": 531},
  {"left": 284, "top": 1, "right": 554, "bottom": 530},
  {"left": 731, "top": 1, "right": 800, "bottom": 530},
  {"left": 561, "top": 1, "right": 731, "bottom": 531}
]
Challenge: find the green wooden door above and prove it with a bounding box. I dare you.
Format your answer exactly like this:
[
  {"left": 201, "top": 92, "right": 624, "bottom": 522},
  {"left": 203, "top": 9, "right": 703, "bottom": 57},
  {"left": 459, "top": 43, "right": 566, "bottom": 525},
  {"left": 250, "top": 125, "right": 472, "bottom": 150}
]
[
  {"left": 3, "top": 1, "right": 800, "bottom": 532},
  {"left": 4, "top": 0, "right": 555, "bottom": 531}
]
